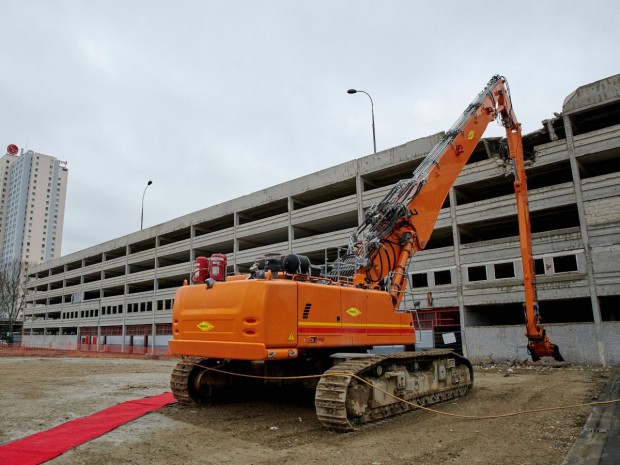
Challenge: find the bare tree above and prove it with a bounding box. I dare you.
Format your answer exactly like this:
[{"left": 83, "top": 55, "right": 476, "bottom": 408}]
[{"left": 0, "top": 259, "right": 29, "bottom": 342}]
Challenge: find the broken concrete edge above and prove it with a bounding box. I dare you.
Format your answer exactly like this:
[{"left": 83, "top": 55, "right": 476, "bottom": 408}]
[{"left": 561, "top": 371, "right": 620, "bottom": 465}]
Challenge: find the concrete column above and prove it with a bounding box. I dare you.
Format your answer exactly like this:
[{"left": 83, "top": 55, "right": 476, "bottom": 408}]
[
  {"left": 449, "top": 188, "right": 468, "bottom": 357},
  {"left": 233, "top": 212, "right": 239, "bottom": 273},
  {"left": 151, "top": 236, "right": 160, "bottom": 354},
  {"left": 96, "top": 298, "right": 102, "bottom": 351},
  {"left": 121, "top": 243, "right": 130, "bottom": 353},
  {"left": 77, "top": 298, "right": 83, "bottom": 346},
  {"left": 188, "top": 226, "right": 195, "bottom": 262},
  {"left": 151, "top": 282, "right": 158, "bottom": 354},
  {"left": 287, "top": 196, "right": 294, "bottom": 253},
  {"left": 355, "top": 168, "right": 365, "bottom": 226},
  {"left": 563, "top": 114, "right": 606, "bottom": 366},
  {"left": 77, "top": 259, "right": 86, "bottom": 350}
]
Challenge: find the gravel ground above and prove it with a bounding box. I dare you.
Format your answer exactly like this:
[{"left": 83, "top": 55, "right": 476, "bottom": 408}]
[{"left": 0, "top": 356, "right": 615, "bottom": 465}]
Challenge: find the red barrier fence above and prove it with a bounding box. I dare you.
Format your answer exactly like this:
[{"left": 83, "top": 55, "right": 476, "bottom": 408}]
[{"left": 0, "top": 343, "right": 173, "bottom": 359}]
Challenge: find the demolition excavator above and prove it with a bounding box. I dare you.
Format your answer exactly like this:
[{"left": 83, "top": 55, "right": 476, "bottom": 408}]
[{"left": 168, "top": 75, "right": 563, "bottom": 431}]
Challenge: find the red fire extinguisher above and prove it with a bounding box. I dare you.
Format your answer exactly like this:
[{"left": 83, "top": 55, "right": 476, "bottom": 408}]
[
  {"left": 209, "top": 253, "right": 227, "bottom": 281},
  {"left": 191, "top": 256, "right": 210, "bottom": 283}
]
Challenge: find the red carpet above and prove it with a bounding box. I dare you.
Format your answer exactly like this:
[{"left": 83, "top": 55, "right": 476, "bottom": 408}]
[{"left": 0, "top": 392, "right": 176, "bottom": 465}]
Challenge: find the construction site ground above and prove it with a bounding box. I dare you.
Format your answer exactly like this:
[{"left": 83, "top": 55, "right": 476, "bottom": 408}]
[{"left": 0, "top": 353, "right": 616, "bottom": 465}]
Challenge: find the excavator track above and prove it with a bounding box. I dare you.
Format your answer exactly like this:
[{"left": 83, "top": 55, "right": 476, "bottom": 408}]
[
  {"left": 170, "top": 357, "right": 203, "bottom": 405},
  {"left": 171, "top": 357, "right": 259, "bottom": 404},
  {"left": 315, "top": 349, "right": 473, "bottom": 431}
]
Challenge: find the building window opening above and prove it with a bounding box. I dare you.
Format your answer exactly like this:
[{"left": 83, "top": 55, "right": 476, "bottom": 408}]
[
  {"left": 600, "top": 296, "right": 620, "bottom": 322},
  {"left": 553, "top": 254, "right": 578, "bottom": 273},
  {"left": 538, "top": 298, "right": 593, "bottom": 323},
  {"left": 468, "top": 265, "right": 487, "bottom": 282},
  {"left": 434, "top": 269, "right": 452, "bottom": 285},
  {"left": 494, "top": 262, "right": 515, "bottom": 279},
  {"left": 534, "top": 258, "right": 546, "bottom": 275},
  {"left": 410, "top": 272, "right": 428, "bottom": 287}
]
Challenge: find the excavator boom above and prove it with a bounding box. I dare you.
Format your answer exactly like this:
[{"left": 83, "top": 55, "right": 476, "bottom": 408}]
[{"left": 340, "top": 75, "right": 562, "bottom": 361}]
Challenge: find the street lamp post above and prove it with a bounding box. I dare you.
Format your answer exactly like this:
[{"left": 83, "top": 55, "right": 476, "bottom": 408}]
[
  {"left": 141, "top": 180, "right": 153, "bottom": 230},
  {"left": 347, "top": 88, "right": 376, "bottom": 153}
]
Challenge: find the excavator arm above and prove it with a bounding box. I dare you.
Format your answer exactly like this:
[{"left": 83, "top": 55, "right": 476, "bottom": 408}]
[
  {"left": 346, "top": 75, "right": 562, "bottom": 361},
  {"left": 498, "top": 84, "right": 563, "bottom": 361}
]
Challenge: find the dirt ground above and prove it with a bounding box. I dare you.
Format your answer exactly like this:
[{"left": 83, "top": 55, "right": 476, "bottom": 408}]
[{"left": 0, "top": 356, "right": 615, "bottom": 465}]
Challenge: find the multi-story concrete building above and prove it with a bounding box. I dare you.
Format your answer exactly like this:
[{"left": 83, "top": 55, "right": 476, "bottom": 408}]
[
  {"left": 0, "top": 149, "right": 68, "bottom": 265},
  {"left": 23, "top": 75, "right": 620, "bottom": 365}
]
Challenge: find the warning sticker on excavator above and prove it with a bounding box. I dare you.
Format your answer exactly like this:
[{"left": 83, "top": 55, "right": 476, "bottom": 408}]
[
  {"left": 346, "top": 307, "right": 362, "bottom": 317},
  {"left": 468, "top": 130, "right": 475, "bottom": 140},
  {"left": 197, "top": 321, "right": 214, "bottom": 332},
  {"left": 288, "top": 332, "right": 295, "bottom": 341}
]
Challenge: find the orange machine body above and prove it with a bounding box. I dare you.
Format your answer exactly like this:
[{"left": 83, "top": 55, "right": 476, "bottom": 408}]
[{"left": 169, "top": 276, "right": 415, "bottom": 361}]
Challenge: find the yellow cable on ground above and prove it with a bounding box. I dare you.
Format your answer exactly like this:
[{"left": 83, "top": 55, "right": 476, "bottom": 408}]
[{"left": 190, "top": 361, "right": 620, "bottom": 421}]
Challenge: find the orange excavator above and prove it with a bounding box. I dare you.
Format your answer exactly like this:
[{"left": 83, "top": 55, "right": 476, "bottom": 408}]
[{"left": 168, "top": 75, "right": 562, "bottom": 431}]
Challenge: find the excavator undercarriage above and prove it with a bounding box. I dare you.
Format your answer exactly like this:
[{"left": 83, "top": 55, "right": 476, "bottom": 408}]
[
  {"left": 171, "top": 349, "right": 473, "bottom": 432},
  {"left": 315, "top": 349, "right": 473, "bottom": 431}
]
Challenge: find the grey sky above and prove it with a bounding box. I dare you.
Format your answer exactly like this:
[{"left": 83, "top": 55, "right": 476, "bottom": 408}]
[{"left": 1, "top": 1, "right": 618, "bottom": 256}]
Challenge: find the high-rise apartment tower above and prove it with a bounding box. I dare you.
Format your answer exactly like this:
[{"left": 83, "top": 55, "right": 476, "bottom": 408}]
[{"left": 0, "top": 148, "right": 68, "bottom": 265}]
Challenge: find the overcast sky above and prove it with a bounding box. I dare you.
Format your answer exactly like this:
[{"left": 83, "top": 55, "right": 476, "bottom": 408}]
[{"left": 1, "top": 1, "right": 618, "bottom": 257}]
